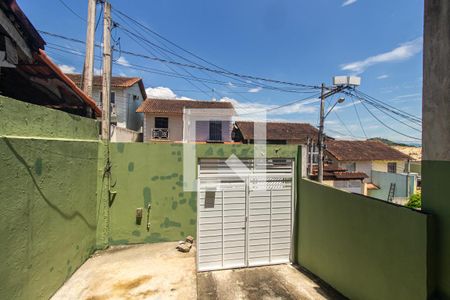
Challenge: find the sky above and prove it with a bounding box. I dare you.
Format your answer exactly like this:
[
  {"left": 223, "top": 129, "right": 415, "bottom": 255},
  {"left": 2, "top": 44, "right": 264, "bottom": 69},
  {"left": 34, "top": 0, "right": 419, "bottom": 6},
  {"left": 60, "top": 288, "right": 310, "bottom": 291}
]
[{"left": 20, "top": 0, "right": 424, "bottom": 143}]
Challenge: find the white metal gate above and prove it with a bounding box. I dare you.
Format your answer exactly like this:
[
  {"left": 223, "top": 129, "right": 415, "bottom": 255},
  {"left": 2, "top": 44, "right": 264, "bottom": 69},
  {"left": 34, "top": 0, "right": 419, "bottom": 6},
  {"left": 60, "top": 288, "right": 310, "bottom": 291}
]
[{"left": 197, "top": 158, "right": 294, "bottom": 272}]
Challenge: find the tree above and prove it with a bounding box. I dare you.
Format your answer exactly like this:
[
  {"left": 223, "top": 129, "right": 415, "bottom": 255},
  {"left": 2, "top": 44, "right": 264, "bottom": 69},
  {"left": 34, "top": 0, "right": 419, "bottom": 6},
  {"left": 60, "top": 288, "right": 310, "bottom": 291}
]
[{"left": 406, "top": 193, "right": 421, "bottom": 209}]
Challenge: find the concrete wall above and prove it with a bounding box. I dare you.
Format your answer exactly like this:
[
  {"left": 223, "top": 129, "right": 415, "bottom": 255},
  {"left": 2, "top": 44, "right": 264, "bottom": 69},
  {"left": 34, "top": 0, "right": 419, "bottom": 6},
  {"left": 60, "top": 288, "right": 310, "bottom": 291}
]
[
  {"left": 143, "top": 113, "right": 183, "bottom": 142},
  {"left": 0, "top": 96, "right": 99, "bottom": 140},
  {"left": 369, "top": 170, "right": 416, "bottom": 202},
  {"left": 111, "top": 125, "right": 140, "bottom": 142},
  {"left": 422, "top": 1, "right": 450, "bottom": 297},
  {"left": 296, "top": 179, "right": 429, "bottom": 300},
  {"left": 92, "top": 84, "right": 144, "bottom": 131},
  {"left": 108, "top": 143, "right": 299, "bottom": 244},
  {"left": 0, "top": 98, "right": 99, "bottom": 300}
]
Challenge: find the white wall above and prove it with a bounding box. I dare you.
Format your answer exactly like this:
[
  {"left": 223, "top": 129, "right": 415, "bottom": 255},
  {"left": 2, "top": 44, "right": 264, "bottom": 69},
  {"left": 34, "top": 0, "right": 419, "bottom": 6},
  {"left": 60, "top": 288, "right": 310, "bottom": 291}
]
[
  {"left": 111, "top": 125, "right": 140, "bottom": 142},
  {"left": 143, "top": 113, "right": 183, "bottom": 142},
  {"left": 143, "top": 114, "right": 233, "bottom": 143},
  {"left": 91, "top": 83, "right": 144, "bottom": 132}
]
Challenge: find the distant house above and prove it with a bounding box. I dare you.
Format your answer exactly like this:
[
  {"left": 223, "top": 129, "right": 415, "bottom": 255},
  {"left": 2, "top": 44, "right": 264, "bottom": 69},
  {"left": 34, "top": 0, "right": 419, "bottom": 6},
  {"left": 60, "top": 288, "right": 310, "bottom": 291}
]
[
  {"left": 233, "top": 121, "right": 320, "bottom": 144},
  {"left": 66, "top": 74, "right": 146, "bottom": 132},
  {"left": 136, "top": 98, "right": 235, "bottom": 143},
  {"left": 0, "top": 1, "right": 100, "bottom": 118},
  {"left": 324, "top": 140, "right": 415, "bottom": 203}
]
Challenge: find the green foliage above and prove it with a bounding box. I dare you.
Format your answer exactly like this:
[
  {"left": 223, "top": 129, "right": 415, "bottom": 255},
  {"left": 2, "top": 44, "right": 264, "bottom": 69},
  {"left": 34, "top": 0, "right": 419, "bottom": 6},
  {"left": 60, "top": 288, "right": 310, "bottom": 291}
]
[{"left": 406, "top": 193, "right": 421, "bottom": 209}]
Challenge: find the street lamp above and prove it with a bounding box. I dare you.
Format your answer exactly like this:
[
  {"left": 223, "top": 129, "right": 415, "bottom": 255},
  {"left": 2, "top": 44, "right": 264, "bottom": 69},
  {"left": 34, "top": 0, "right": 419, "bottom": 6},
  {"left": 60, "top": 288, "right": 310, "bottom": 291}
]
[{"left": 317, "top": 77, "right": 360, "bottom": 183}]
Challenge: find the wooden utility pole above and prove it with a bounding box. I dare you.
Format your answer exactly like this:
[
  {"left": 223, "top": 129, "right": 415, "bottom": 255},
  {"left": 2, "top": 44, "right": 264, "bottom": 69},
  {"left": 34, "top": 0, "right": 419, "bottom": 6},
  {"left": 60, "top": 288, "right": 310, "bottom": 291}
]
[
  {"left": 317, "top": 83, "right": 325, "bottom": 183},
  {"left": 101, "top": 1, "right": 112, "bottom": 140},
  {"left": 81, "top": 0, "right": 97, "bottom": 96}
]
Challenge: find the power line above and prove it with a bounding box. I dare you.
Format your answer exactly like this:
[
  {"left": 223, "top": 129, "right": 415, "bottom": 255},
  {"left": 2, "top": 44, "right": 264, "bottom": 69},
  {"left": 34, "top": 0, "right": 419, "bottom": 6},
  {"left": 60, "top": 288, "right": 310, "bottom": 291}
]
[
  {"left": 111, "top": 7, "right": 319, "bottom": 92},
  {"left": 56, "top": 0, "right": 85, "bottom": 21},
  {"left": 349, "top": 94, "right": 368, "bottom": 138},
  {"left": 360, "top": 101, "right": 421, "bottom": 141}
]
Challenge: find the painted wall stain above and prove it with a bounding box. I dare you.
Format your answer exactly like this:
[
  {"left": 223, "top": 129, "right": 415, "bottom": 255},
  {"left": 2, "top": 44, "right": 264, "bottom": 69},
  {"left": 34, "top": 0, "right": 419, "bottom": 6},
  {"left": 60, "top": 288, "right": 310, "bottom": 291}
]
[
  {"left": 128, "top": 162, "right": 134, "bottom": 172},
  {"left": 132, "top": 230, "right": 141, "bottom": 237},
  {"left": 216, "top": 148, "right": 224, "bottom": 156},
  {"left": 143, "top": 187, "right": 151, "bottom": 208},
  {"left": 117, "top": 143, "right": 125, "bottom": 153},
  {"left": 160, "top": 217, "right": 181, "bottom": 228},
  {"left": 151, "top": 176, "right": 159, "bottom": 181},
  {"left": 34, "top": 158, "right": 42, "bottom": 175},
  {"left": 179, "top": 198, "right": 187, "bottom": 205},
  {"left": 188, "top": 194, "right": 197, "bottom": 212},
  {"left": 172, "top": 201, "right": 178, "bottom": 210},
  {"left": 205, "top": 147, "right": 213, "bottom": 156},
  {"left": 144, "top": 233, "right": 170, "bottom": 243},
  {"left": 189, "top": 219, "right": 196, "bottom": 225}
]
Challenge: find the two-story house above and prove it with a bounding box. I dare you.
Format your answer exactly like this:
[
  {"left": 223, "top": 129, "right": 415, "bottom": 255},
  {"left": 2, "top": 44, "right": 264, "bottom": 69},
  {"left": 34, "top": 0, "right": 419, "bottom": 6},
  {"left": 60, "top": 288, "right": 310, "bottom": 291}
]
[
  {"left": 136, "top": 98, "right": 235, "bottom": 142},
  {"left": 66, "top": 74, "right": 147, "bottom": 135}
]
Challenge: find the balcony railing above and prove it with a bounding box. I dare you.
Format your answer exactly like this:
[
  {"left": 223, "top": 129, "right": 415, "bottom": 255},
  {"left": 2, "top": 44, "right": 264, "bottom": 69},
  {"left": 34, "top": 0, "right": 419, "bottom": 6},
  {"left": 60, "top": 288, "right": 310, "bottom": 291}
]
[{"left": 152, "top": 128, "right": 169, "bottom": 139}]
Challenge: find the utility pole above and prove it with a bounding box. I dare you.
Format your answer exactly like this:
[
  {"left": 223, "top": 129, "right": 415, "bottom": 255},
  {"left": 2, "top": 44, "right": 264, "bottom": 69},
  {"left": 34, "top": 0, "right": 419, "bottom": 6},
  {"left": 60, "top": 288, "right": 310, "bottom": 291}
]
[
  {"left": 101, "top": 1, "right": 112, "bottom": 140},
  {"left": 81, "top": 0, "right": 97, "bottom": 96},
  {"left": 317, "top": 83, "right": 326, "bottom": 183},
  {"left": 315, "top": 76, "right": 361, "bottom": 183}
]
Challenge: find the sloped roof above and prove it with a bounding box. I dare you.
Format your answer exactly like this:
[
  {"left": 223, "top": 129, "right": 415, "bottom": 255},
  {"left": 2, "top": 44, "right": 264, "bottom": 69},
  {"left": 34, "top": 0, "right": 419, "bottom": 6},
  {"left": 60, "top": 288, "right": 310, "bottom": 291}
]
[
  {"left": 66, "top": 74, "right": 147, "bottom": 99},
  {"left": 326, "top": 140, "right": 411, "bottom": 161},
  {"left": 0, "top": 1, "right": 101, "bottom": 118},
  {"left": 235, "top": 121, "right": 319, "bottom": 142},
  {"left": 136, "top": 98, "right": 234, "bottom": 114}
]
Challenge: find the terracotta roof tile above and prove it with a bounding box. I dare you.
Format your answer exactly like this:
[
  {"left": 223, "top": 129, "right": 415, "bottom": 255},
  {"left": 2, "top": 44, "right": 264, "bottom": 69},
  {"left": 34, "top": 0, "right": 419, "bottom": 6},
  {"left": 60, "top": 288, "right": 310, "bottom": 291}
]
[
  {"left": 235, "top": 121, "right": 319, "bottom": 142},
  {"left": 136, "top": 98, "right": 234, "bottom": 114},
  {"left": 65, "top": 74, "right": 147, "bottom": 99},
  {"left": 326, "top": 140, "right": 411, "bottom": 161},
  {"left": 334, "top": 172, "right": 369, "bottom": 179}
]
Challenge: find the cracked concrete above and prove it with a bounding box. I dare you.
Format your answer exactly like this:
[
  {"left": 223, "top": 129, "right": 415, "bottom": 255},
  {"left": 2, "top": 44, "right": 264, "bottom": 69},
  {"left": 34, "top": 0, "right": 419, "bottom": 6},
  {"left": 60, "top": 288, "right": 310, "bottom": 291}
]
[{"left": 197, "top": 264, "right": 346, "bottom": 300}]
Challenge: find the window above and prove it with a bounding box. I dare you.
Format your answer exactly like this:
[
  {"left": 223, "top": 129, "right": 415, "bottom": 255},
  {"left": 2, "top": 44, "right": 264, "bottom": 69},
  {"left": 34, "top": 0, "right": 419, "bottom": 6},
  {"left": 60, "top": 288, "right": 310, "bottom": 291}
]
[
  {"left": 155, "top": 117, "right": 169, "bottom": 129},
  {"left": 209, "top": 121, "right": 222, "bottom": 141},
  {"left": 99, "top": 92, "right": 115, "bottom": 103},
  {"left": 345, "top": 162, "right": 356, "bottom": 172},
  {"left": 132, "top": 95, "right": 139, "bottom": 101},
  {"left": 388, "top": 162, "right": 397, "bottom": 173}
]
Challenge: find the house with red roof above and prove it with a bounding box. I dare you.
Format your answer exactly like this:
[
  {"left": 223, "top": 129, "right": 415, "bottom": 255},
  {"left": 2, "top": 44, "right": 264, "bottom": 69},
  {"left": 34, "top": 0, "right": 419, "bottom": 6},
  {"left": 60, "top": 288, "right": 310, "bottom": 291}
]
[
  {"left": 0, "top": 0, "right": 100, "bottom": 119},
  {"left": 137, "top": 98, "right": 235, "bottom": 142},
  {"left": 66, "top": 74, "right": 147, "bottom": 135}
]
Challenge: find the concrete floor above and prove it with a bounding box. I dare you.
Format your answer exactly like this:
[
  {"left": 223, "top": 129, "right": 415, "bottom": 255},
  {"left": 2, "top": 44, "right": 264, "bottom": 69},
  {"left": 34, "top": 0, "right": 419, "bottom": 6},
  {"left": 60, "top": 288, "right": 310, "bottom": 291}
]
[
  {"left": 197, "top": 264, "right": 346, "bottom": 300},
  {"left": 52, "top": 242, "right": 343, "bottom": 300},
  {"left": 52, "top": 242, "right": 197, "bottom": 300}
]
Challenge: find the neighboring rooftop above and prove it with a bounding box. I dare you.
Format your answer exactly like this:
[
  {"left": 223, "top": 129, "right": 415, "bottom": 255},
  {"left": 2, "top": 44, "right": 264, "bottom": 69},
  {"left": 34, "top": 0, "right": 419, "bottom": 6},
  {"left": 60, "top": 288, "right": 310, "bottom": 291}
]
[
  {"left": 136, "top": 98, "right": 234, "bottom": 114},
  {"left": 326, "top": 140, "right": 411, "bottom": 161},
  {"left": 234, "top": 121, "right": 319, "bottom": 143},
  {"left": 66, "top": 74, "right": 147, "bottom": 100},
  {"left": 0, "top": 1, "right": 100, "bottom": 118}
]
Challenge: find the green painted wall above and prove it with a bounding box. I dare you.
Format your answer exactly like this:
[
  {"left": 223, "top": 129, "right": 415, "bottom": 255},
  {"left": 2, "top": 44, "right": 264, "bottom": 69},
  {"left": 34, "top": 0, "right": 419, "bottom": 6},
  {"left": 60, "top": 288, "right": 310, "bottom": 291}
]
[
  {"left": 422, "top": 160, "right": 450, "bottom": 299},
  {"left": 0, "top": 96, "right": 99, "bottom": 140},
  {"left": 108, "top": 143, "right": 299, "bottom": 244},
  {"left": 296, "top": 179, "right": 429, "bottom": 300},
  {"left": 0, "top": 137, "right": 98, "bottom": 300}
]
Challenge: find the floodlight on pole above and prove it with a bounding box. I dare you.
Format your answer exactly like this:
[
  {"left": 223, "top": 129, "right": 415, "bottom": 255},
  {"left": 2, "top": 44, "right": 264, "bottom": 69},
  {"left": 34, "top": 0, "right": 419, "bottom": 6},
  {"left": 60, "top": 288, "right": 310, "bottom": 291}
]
[{"left": 317, "top": 76, "right": 361, "bottom": 183}]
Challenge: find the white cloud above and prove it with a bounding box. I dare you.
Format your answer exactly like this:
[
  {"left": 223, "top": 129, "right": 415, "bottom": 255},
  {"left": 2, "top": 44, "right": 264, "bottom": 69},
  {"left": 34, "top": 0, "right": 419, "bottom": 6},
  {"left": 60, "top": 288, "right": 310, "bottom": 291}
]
[
  {"left": 94, "top": 67, "right": 102, "bottom": 76},
  {"left": 116, "top": 56, "right": 130, "bottom": 67},
  {"left": 377, "top": 74, "right": 389, "bottom": 80},
  {"left": 145, "top": 86, "right": 193, "bottom": 100},
  {"left": 341, "top": 37, "right": 423, "bottom": 74},
  {"left": 145, "top": 87, "right": 177, "bottom": 99},
  {"left": 394, "top": 93, "right": 421, "bottom": 99},
  {"left": 58, "top": 64, "right": 76, "bottom": 74},
  {"left": 342, "top": 0, "right": 357, "bottom": 7},
  {"left": 248, "top": 87, "right": 262, "bottom": 93}
]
